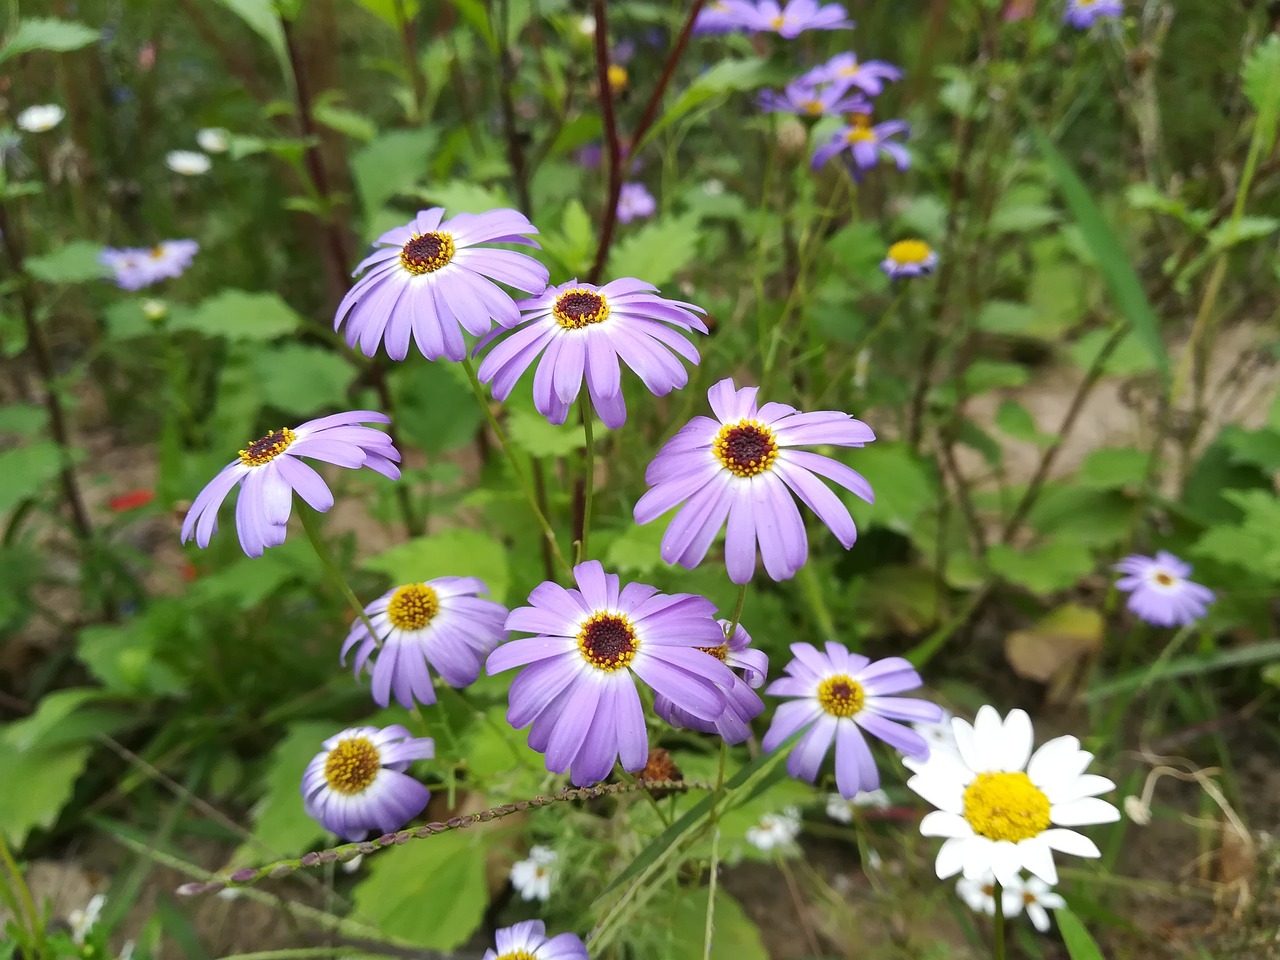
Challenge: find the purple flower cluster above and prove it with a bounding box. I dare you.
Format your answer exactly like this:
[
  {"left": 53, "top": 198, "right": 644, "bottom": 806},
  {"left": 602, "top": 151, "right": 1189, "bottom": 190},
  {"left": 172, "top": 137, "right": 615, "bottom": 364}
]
[
  {"left": 101, "top": 240, "right": 198, "bottom": 290},
  {"left": 1064, "top": 0, "right": 1123, "bottom": 28},
  {"left": 694, "top": 0, "right": 852, "bottom": 37}
]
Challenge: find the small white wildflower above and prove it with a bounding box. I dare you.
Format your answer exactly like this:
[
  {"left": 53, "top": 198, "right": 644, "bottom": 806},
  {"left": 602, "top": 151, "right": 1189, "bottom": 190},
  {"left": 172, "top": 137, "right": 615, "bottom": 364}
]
[
  {"left": 510, "top": 845, "right": 557, "bottom": 901},
  {"left": 956, "top": 871, "right": 1022, "bottom": 919},
  {"left": 216, "top": 886, "right": 242, "bottom": 901},
  {"left": 196, "top": 128, "right": 230, "bottom": 154},
  {"left": 68, "top": 894, "right": 106, "bottom": 944},
  {"left": 1007, "top": 874, "right": 1066, "bottom": 932},
  {"left": 16, "top": 104, "right": 65, "bottom": 133},
  {"left": 745, "top": 807, "right": 802, "bottom": 852},
  {"left": 577, "top": 15, "right": 595, "bottom": 35},
  {"left": 911, "top": 707, "right": 961, "bottom": 760},
  {"left": 165, "top": 150, "right": 211, "bottom": 176},
  {"left": 1123, "top": 795, "right": 1151, "bottom": 825},
  {"left": 702, "top": 179, "right": 725, "bottom": 196},
  {"left": 826, "top": 789, "right": 891, "bottom": 823}
]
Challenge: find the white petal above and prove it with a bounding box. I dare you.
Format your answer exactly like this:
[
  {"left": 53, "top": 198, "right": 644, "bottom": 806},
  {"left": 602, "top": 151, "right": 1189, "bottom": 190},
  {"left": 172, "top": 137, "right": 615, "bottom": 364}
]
[
  {"left": 934, "top": 837, "right": 970, "bottom": 879},
  {"left": 1019, "top": 835, "right": 1058, "bottom": 884},
  {"left": 1027, "top": 736, "right": 1090, "bottom": 791},
  {"left": 1028, "top": 903, "right": 1051, "bottom": 932},
  {"left": 972, "top": 706, "right": 1005, "bottom": 769},
  {"left": 1040, "top": 827, "right": 1101, "bottom": 859},
  {"left": 988, "top": 840, "right": 1025, "bottom": 885},
  {"left": 960, "top": 836, "right": 997, "bottom": 880},
  {"left": 1045, "top": 773, "right": 1116, "bottom": 803},
  {"left": 999, "top": 709, "right": 1034, "bottom": 772},
  {"left": 1051, "top": 797, "right": 1120, "bottom": 826},
  {"left": 920, "top": 810, "right": 971, "bottom": 839},
  {"left": 907, "top": 770, "right": 966, "bottom": 814},
  {"left": 951, "top": 718, "right": 984, "bottom": 772}
]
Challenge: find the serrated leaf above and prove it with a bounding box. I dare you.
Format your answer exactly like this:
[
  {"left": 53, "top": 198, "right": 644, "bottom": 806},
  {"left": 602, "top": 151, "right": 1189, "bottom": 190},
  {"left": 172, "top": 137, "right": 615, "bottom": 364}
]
[
  {"left": 1077, "top": 447, "right": 1149, "bottom": 489},
  {"left": 24, "top": 241, "right": 107, "bottom": 283},
  {"left": 506, "top": 406, "right": 586, "bottom": 458},
  {"left": 176, "top": 289, "right": 301, "bottom": 341},
  {"left": 390, "top": 361, "right": 482, "bottom": 454},
  {"left": 1243, "top": 34, "right": 1280, "bottom": 151},
  {"left": 313, "top": 101, "right": 377, "bottom": 143},
  {"left": 416, "top": 179, "right": 511, "bottom": 215},
  {"left": 230, "top": 722, "right": 331, "bottom": 867},
  {"left": 0, "top": 741, "right": 90, "bottom": 845},
  {"left": 987, "top": 540, "right": 1094, "bottom": 595},
  {"left": 606, "top": 214, "right": 700, "bottom": 287},
  {"left": 845, "top": 442, "right": 936, "bottom": 534},
  {"left": 363, "top": 528, "right": 511, "bottom": 602},
  {"left": 0, "top": 18, "right": 99, "bottom": 62},
  {"left": 252, "top": 343, "right": 357, "bottom": 417},
  {"left": 352, "top": 128, "right": 439, "bottom": 216}
]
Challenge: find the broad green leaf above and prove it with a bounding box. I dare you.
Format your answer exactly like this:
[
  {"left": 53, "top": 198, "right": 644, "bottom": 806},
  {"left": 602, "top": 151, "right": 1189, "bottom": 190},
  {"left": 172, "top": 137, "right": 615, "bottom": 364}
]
[
  {"left": 77, "top": 621, "right": 187, "bottom": 697},
  {"left": 209, "top": 0, "right": 287, "bottom": 72},
  {"left": 363, "top": 528, "right": 511, "bottom": 602},
  {"left": 506, "top": 406, "right": 587, "bottom": 458},
  {"left": 661, "top": 887, "right": 768, "bottom": 960},
  {"left": 313, "top": 101, "right": 377, "bottom": 142},
  {"left": 1033, "top": 127, "right": 1169, "bottom": 382},
  {"left": 1207, "top": 215, "right": 1279, "bottom": 253},
  {"left": 1057, "top": 909, "right": 1107, "bottom": 960},
  {"left": 1220, "top": 424, "right": 1280, "bottom": 472},
  {"left": 189, "top": 542, "right": 320, "bottom": 610},
  {"left": 995, "top": 400, "right": 1053, "bottom": 447},
  {"left": 176, "top": 289, "right": 301, "bottom": 342},
  {"left": 353, "top": 0, "right": 420, "bottom": 28},
  {"left": 1191, "top": 489, "right": 1280, "bottom": 577},
  {"left": 103, "top": 299, "right": 171, "bottom": 339},
  {"left": 416, "top": 179, "right": 512, "bottom": 215},
  {"left": 1077, "top": 447, "right": 1150, "bottom": 490},
  {"left": 987, "top": 540, "right": 1094, "bottom": 595},
  {"left": 604, "top": 521, "right": 669, "bottom": 576},
  {"left": 1068, "top": 328, "right": 1157, "bottom": 376},
  {"left": 643, "top": 58, "right": 774, "bottom": 146},
  {"left": 351, "top": 829, "right": 488, "bottom": 950},
  {"left": 252, "top": 343, "right": 357, "bottom": 417},
  {"left": 446, "top": 0, "right": 497, "bottom": 51},
  {"left": 0, "top": 18, "right": 98, "bottom": 62},
  {"left": 230, "top": 722, "right": 331, "bottom": 867},
  {"left": 845, "top": 442, "right": 936, "bottom": 534},
  {"left": 352, "top": 128, "right": 439, "bottom": 215},
  {"left": 0, "top": 740, "right": 90, "bottom": 845},
  {"left": 606, "top": 214, "right": 700, "bottom": 287},
  {"left": 990, "top": 203, "right": 1060, "bottom": 234},
  {"left": 1243, "top": 34, "right": 1280, "bottom": 151},
  {"left": 390, "top": 361, "right": 482, "bottom": 453},
  {"left": 24, "top": 241, "right": 107, "bottom": 283},
  {"left": 537, "top": 199, "right": 594, "bottom": 277},
  {"left": 0, "top": 404, "right": 46, "bottom": 436},
  {"left": 978, "top": 300, "right": 1036, "bottom": 336},
  {"left": 1, "top": 689, "right": 102, "bottom": 750},
  {"left": 0, "top": 442, "right": 64, "bottom": 516}
]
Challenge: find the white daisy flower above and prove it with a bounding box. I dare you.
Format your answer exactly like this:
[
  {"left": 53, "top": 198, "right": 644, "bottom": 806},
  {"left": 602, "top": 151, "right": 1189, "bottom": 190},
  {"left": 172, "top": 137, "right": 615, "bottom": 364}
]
[
  {"left": 16, "top": 104, "right": 65, "bottom": 133},
  {"left": 166, "top": 150, "right": 211, "bottom": 175},
  {"left": 510, "top": 844, "right": 557, "bottom": 901},
  {"left": 196, "top": 128, "right": 230, "bottom": 153},
  {"left": 1008, "top": 873, "right": 1066, "bottom": 932},
  {"left": 912, "top": 707, "right": 961, "bottom": 760},
  {"left": 906, "top": 706, "right": 1119, "bottom": 885},
  {"left": 956, "top": 870, "right": 1023, "bottom": 919},
  {"left": 69, "top": 893, "right": 105, "bottom": 944},
  {"left": 825, "top": 788, "right": 891, "bottom": 823},
  {"left": 745, "top": 806, "right": 802, "bottom": 852}
]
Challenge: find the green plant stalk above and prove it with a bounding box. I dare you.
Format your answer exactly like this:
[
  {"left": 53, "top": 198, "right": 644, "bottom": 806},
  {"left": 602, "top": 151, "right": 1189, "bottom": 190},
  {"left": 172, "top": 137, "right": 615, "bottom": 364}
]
[
  {"left": 0, "top": 833, "right": 43, "bottom": 959},
  {"left": 992, "top": 879, "right": 1006, "bottom": 960},
  {"left": 296, "top": 504, "right": 380, "bottom": 641},
  {"left": 460, "top": 356, "right": 572, "bottom": 575},
  {"left": 702, "top": 824, "right": 721, "bottom": 960},
  {"left": 725, "top": 583, "right": 748, "bottom": 637},
  {"left": 578, "top": 394, "right": 596, "bottom": 562},
  {"left": 795, "top": 562, "right": 839, "bottom": 645}
]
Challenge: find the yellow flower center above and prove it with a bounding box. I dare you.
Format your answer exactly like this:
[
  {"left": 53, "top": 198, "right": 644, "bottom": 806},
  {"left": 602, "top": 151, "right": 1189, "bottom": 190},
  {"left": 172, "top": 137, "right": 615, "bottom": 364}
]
[
  {"left": 962, "top": 771, "right": 1052, "bottom": 842},
  {"left": 577, "top": 612, "right": 638, "bottom": 671},
  {"left": 1153, "top": 571, "right": 1175, "bottom": 586},
  {"left": 887, "top": 239, "right": 934, "bottom": 265},
  {"left": 323, "top": 737, "right": 381, "bottom": 795},
  {"left": 400, "top": 232, "right": 456, "bottom": 275},
  {"left": 386, "top": 583, "right": 440, "bottom": 631},
  {"left": 149, "top": 245, "right": 166, "bottom": 259},
  {"left": 238, "top": 427, "right": 296, "bottom": 467},
  {"left": 713, "top": 420, "right": 779, "bottom": 478},
  {"left": 696, "top": 643, "right": 729, "bottom": 661},
  {"left": 769, "top": 14, "right": 786, "bottom": 29},
  {"left": 845, "top": 114, "right": 876, "bottom": 143},
  {"left": 839, "top": 59, "right": 860, "bottom": 77},
  {"left": 817, "top": 675, "right": 864, "bottom": 718},
  {"left": 495, "top": 953, "right": 536, "bottom": 960},
  {"left": 608, "top": 64, "right": 628, "bottom": 93},
  {"left": 801, "top": 99, "right": 825, "bottom": 116},
  {"left": 553, "top": 288, "right": 611, "bottom": 329},
  {"left": 1022, "top": 891, "right": 1038, "bottom": 905}
]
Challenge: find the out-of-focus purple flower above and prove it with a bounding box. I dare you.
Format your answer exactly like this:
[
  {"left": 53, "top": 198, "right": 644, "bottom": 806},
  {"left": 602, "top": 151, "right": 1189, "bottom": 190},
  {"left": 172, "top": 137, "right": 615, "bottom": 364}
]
[
  {"left": 613, "top": 39, "right": 637, "bottom": 64},
  {"left": 759, "top": 78, "right": 868, "bottom": 117},
  {"left": 575, "top": 143, "right": 604, "bottom": 169},
  {"left": 486, "top": 561, "right": 736, "bottom": 785},
  {"left": 801, "top": 53, "right": 903, "bottom": 98},
  {"left": 180, "top": 411, "right": 400, "bottom": 558},
  {"left": 476, "top": 278, "right": 707, "bottom": 430},
  {"left": 633, "top": 378, "right": 875, "bottom": 584},
  {"left": 1113, "top": 551, "right": 1214, "bottom": 627},
  {"left": 615, "top": 183, "right": 656, "bottom": 224},
  {"left": 812, "top": 113, "right": 910, "bottom": 177},
  {"left": 301, "top": 725, "right": 433, "bottom": 841},
  {"left": 482, "top": 922, "right": 588, "bottom": 960},
  {"left": 693, "top": 0, "right": 756, "bottom": 34},
  {"left": 342, "top": 577, "right": 509, "bottom": 708},
  {"left": 743, "top": 0, "right": 853, "bottom": 37},
  {"left": 335, "top": 207, "right": 549, "bottom": 362},
  {"left": 100, "top": 240, "right": 199, "bottom": 290},
  {"left": 881, "top": 239, "right": 938, "bottom": 280},
  {"left": 654, "top": 620, "right": 768, "bottom": 744},
  {"left": 1064, "top": 0, "right": 1122, "bottom": 28},
  {"left": 763, "top": 642, "right": 941, "bottom": 798}
]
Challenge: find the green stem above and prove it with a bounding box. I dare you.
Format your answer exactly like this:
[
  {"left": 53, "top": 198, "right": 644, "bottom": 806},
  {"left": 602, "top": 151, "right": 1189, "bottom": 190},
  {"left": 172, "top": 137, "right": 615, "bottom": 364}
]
[
  {"left": 795, "top": 563, "right": 838, "bottom": 645},
  {"left": 0, "top": 833, "right": 43, "bottom": 957},
  {"left": 992, "top": 879, "right": 1006, "bottom": 960},
  {"left": 460, "top": 357, "right": 572, "bottom": 576},
  {"left": 725, "top": 584, "right": 748, "bottom": 637},
  {"left": 702, "top": 824, "right": 721, "bottom": 960},
  {"left": 578, "top": 394, "right": 596, "bottom": 562},
  {"left": 297, "top": 505, "right": 380, "bottom": 641}
]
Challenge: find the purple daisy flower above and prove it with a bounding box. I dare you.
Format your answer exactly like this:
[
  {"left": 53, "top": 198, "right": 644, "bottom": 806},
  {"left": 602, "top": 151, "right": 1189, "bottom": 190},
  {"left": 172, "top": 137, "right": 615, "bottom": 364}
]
[
  {"left": 758, "top": 78, "right": 869, "bottom": 118},
  {"left": 483, "top": 922, "right": 588, "bottom": 960},
  {"left": 744, "top": 0, "right": 853, "bottom": 37},
  {"left": 1113, "top": 551, "right": 1215, "bottom": 627},
  {"left": 475, "top": 279, "right": 707, "bottom": 430},
  {"left": 180, "top": 410, "right": 400, "bottom": 558},
  {"left": 616, "top": 182, "right": 656, "bottom": 224},
  {"left": 301, "top": 724, "right": 434, "bottom": 842},
  {"left": 812, "top": 113, "right": 910, "bottom": 176},
  {"left": 693, "top": 0, "right": 756, "bottom": 34},
  {"left": 800, "top": 53, "right": 903, "bottom": 98},
  {"left": 654, "top": 620, "right": 768, "bottom": 744},
  {"left": 1064, "top": 0, "right": 1123, "bottom": 28},
  {"left": 632, "top": 378, "right": 875, "bottom": 584},
  {"left": 763, "top": 642, "right": 942, "bottom": 798},
  {"left": 342, "top": 577, "right": 509, "bottom": 708},
  {"left": 335, "top": 207, "right": 549, "bottom": 362},
  {"left": 881, "top": 239, "right": 938, "bottom": 280},
  {"left": 101, "top": 240, "right": 199, "bottom": 290},
  {"left": 486, "top": 561, "right": 736, "bottom": 786}
]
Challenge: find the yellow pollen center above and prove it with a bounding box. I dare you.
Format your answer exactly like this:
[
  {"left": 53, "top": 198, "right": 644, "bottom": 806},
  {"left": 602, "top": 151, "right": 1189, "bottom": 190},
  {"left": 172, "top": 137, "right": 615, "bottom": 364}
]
[
  {"left": 962, "top": 771, "right": 1051, "bottom": 842},
  {"left": 888, "top": 240, "right": 933, "bottom": 265},
  {"left": 495, "top": 953, "right": 536, "bottom": 960},
  {"left": 608, "top": 64, "right": 628, "bottom": 92},
  {"left": 769, "top": 14, "right": 786, "bottom": 28},
  {"left": 386, "top": 583, "right": 440, "bottom": 631},
  {"left": 1023, "top": 891, "right": 1037, "bottom": 905},
  {"left": 149, "top": 245, "right": 166, "bottom": 259},
  {"left": 696, "top": 643, "right": 729, "bottom": 661},
  {"left": 839, "top": 60, "right": 860, "bottom": 77},
  {"left": 846, "top": 114, "right": 875, "bottom": 143},
  {"left": 553, "top": 289, "right": 611, "bottom": 329},
  {"left": 400, "top": 232, "right": 456, "bottom": 275},
  {"left": 713, "top": 420, "right": 779, "bottom": 478},
  {"left": 577, "top": 612, "right": 638, "bottom": 671},
  {"left": 802, "top": 99, "right": 824, "bottom": 116},
  {"left": 323, "top": 737, "right": 381, "bottom": 795},
  {"left": 1153, "top": 571, "right": 1175, "bottom": 586},
  {"left": 817, "top": 675, "right": 864, "bottom": 717},
  {"left": 982, "top": 884, "right": 995, "bottom": 897},
  {"left": 238, "top": 427, "right": 296, "bottom": 467}
]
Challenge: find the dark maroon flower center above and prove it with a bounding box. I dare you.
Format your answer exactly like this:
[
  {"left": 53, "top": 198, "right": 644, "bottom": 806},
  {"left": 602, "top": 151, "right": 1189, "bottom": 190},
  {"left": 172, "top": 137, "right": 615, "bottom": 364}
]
[
  {"left": 713, "top": 420, "right": 779, "bottom": 478},
  {"left": 399, "top": 232, "right": 456, "bottom": 275},
  {"left": 553, "top": 289, "right": 611, "bottom": 329},
  {"left": 577, "top": 612, "right": 637, "bottom": 671},
  {"left": 238, "top": 427, "right": 295, "bottom": 467}
]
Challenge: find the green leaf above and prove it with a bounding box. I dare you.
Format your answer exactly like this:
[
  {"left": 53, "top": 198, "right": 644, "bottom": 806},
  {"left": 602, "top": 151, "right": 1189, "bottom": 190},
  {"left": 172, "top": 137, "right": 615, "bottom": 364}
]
[
  {"left": 313, "top": 101, "right": 377, "bottom": 143},
  {"left": 1086, "top": 640, "right": 1280, "bottom": 703},
  {"left": 663, "top": 887, "right": 768, "bottom": 960},
  {"left": 607, "top": 214, "right": 700, "bottom": 288},
  {"left": 0, "top": 740, "right": 90, "bottom": 845},
  {"left": 1026, "top": 486, "right": 1132, "bottom": 547},
  {"left": 77, "top": 621, "right": 187, "bottom": 697},
  {"left": 1220, "top": 425, "right": 1280, "bottom": 472},
  {"left": 353, "top": 0, "right": 420, "bottom": 28},
  {"left": 416, "top": 179, "right": 512, "bottom": 215},
  {"left": 538, "top": 199, "right": 595, "bottom": 276},
  {"left": 230, "top": 722, "right": 330, "bottom": 867},
  {"left": 1068, "top": 328, "right": 1157, "bottom": 376},
  {"left": 1191, "top": 489, "right": 1280, "bottom": 577},
  {"left": 350, "top": 829, "right": 488, "bottom": 950},
  {"left": 103, "top": 299, "right": 168, "bottom": 340},
  {"left": 0, "top": 404, "right": 46, "bottom": 436},
  {"left": 1057, "top": 908, "right": 1108, "bottom": 960},
  {"left": 1, "top": 689, "right": 102, "bottom": 751},
  {"left": 363, "top": 528, "right": 511, "bottom": 602},
  {"left": 252, "top": 343, "right": 357, "bottom": 417},
  {"left": 604, "top": 521, "right": 669, "bottom": 576},
  {"left": 24, "top": 241, "right": 107, "bottom": 283},
  {"left": 351, "top": 128, "right": 439, "bottom": 215},
  {"left": 1206, "top": 215, "right": 1279, "bottom": 253},
  {"left": 176, "top": 289, "right": 301, "bottom": 342},
  {"left": 987, "top": 540, "right": 1094, "bottom": 595},
  {"left": 1243, "top": 34, "right": 1280, "bottom": 151},
  {"left": 390, "top": 361, "right": 482, "bottom": 453},
  {"left": 0, "top": 442, "right": 64, "bottom": 517},
  {"left": 978, "top": 300, "right": 1036, "bottom": 336},
  {"left": 1077, "top": 447, "right": 1150, "bottom": 490},
  {"left": 845, "top": 442, "right": 937, "bottom": 534},
  {"left": 1033, "top": 126, "right": 1169, "bottom": 383},
  {"left": 209, "top": 0, "right": 287, "bottom": 72},
  {"left": 506, "top": 406, "right": 586, "bottom": 458},
  {"left": 995, "top": 400, "right": 1053, "bottom": 447},
  {"left": 0, "top": 18, "right": 98, "bottom": 62},
  {"left": 644, "top": 58, "right": 774, "bottom": 146},
  {"left": 990, "top": 203, "right": 1060, "bottom": 234}
]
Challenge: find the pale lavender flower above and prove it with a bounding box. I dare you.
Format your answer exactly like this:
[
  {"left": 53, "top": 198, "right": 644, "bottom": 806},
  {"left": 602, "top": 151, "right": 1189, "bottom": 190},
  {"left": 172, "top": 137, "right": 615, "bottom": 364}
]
[
  {"left": 483, "top": 922, "right": 588, "bottom": 960},
  {"left": 335, "top": 207, "right": 549, "bottom": 362},
  {"left": 743, "top": 0, "right": 853, "bottom": 37},
  {"left": 476, "top": 279, "right": 707, "bottom": 430},
  {"left": 812, "top": 113, "right": 910, "bottom": 177},
  {"left": 486, "top": 561, "right": 735, "bottom": 786},
  {"left": 759, "top": 78, "right": 868, "bottom": 117},
  {"left": 693, "top": 1, "right": 756, "bottom": 34},
  {"left": 654, "top": 620, "right": 768, "bottom": 744},
  {"left": 1064, "top": 0, "right": 1123, "bottom": 28},
  {"left": 616, "top": 183, "right": 656, "bottom": 224},
  {"left": 180, "top": 411, "right": 400, "bottom": 558},
  {"left": 301, "top": 725, "right": 434, "bottom": 841},
  {"left": 1113, "top": 551, "right": 1214, "bottom": 627},
  {"left": 101, "top": 240, "right": 199, "bottom": 290},
  {"left": 633, "top": 378, "right": 875, "bottom": 584},
  {"left": 801, "top": 53, "right": 903, "bottom": 97},
  {"left": 342, "top": 577, "right": 508, "bottom": 708},
  {"left": 763, "top": 642, "right": 941, "bottom": 798}
]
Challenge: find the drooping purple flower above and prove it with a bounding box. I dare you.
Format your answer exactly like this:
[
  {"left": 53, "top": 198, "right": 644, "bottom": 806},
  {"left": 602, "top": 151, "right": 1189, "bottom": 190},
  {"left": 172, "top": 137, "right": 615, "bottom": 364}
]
[
  {"left": 763, "top": 642, "right": 941, "bottom": 798},
  {"left": 812, "top": 113, "right": 910, "bottom": 177},
  {"left": 758, "top": 78, "right": 868, "bottom": 117},
  {"left": 475, "top": 279, "right": 707, "bottom": 430},
  {"left": 486, "top": 561, "right": 736, "bottom": 786},
  {"left": 743, "top": 0, "right": 853, "bottom": 37},
  {"left": 335, "top": 208, "right": 549, "bottom": 362},
  {"left": 616, "top": 183, "right": 656, "bottom": 224},
  {"left": 654, "top": 620, "right": 768, "bottom": 744},
  {"left": 483, "top": 922, "right": 588, "bottom": 960},
  {"left": 180, "top": 411, "right": 400, "bottom": 558},
  {"left": 342, "top": 577, "right": 509, "bottom": 708},
  {"left": 1064, "top": 0, "right": 1123, "bottom": 28},
  {"left": 693, "top": 0, "right": 756, "bottom": 34},
  {"left": 1113, "top": 551, "right": 1214, "bottom": 627},
  {"left": 633, "top": 378, "right": 875, "bottom": 584},
  {"left": 100, "top": 240, "right": 199, "bottom": 290},
  {"left": 800, "top": 53, "right": 903, "bottom": 98},
  {"left": 301, "top": 725, "right": 434, "bottom": 841}
]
